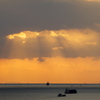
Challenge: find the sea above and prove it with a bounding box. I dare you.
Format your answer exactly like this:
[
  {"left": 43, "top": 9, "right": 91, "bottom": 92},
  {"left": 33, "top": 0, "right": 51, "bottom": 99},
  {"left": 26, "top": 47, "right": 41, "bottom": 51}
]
[{"left": 0, "top": 84, "right": 100, "bottom": 100}]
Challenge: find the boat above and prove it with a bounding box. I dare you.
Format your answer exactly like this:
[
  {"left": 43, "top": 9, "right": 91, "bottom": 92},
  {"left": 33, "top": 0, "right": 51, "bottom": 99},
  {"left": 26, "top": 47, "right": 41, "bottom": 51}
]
[
  {"left": 57, "top": 93, "right": 66, "bottom": 97},
  {"left": 46, "top": 82, "right": 50, "bottom": 86},
  {"left": 65, "top": 89, "right": 77, "bottom": 94}
]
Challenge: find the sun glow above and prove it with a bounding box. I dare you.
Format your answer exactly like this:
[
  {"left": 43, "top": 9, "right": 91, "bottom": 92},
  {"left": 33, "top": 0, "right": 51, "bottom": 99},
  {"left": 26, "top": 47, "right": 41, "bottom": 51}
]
[
  {"left": 7, "top": 29, "right": 98, "bottom": 46},
  {"left": 7, "top": 31, "right": 40, "bottom": 40},
  {"left": 6, "top": 28, "right": 99, "bottom": 58},
  {"left": 3, "top": 28, "right": 100, "bottom": 83},
  {"left": 7, "top": 32, "right": 27, "bottom": 39},
  {"left": 0, "top": 57, "right": 100, "bottom": 83}
]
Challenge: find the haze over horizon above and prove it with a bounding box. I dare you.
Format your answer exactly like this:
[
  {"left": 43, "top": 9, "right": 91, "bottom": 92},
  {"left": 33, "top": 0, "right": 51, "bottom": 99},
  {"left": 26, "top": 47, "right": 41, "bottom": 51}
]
[{"left": 0, "top": 0, "right": 100, "bottom": 83}]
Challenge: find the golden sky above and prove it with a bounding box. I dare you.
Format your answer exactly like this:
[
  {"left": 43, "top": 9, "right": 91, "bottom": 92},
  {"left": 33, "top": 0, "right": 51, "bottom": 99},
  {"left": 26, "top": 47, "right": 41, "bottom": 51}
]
[
  {"left": 0, "top": 57, "right": 100, "bottom": 83},
  {"left": 0, "top": 29, "right": 100, "bottom": 83},
  {"left": 0, "top": 0, "right": 100, "bottom": 83}
]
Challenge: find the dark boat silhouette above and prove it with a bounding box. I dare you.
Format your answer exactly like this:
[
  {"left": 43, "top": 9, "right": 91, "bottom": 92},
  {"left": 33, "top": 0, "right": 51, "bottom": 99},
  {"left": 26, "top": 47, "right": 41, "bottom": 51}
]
[
  {"left": 46, "top": 82, "right": 50, "bottom": 86},
  {"left": 65, "top": 89, "right": 77, "bottom": 94},
  {"left": 57, "top": 93, "right": 66, "bottom": 97}
]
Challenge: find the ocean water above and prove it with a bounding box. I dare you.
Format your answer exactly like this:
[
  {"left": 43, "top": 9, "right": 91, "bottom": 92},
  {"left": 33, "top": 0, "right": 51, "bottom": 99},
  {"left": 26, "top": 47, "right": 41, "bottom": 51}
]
[{"left": 0, "top": 84, "right": 100, "bottom": 100}]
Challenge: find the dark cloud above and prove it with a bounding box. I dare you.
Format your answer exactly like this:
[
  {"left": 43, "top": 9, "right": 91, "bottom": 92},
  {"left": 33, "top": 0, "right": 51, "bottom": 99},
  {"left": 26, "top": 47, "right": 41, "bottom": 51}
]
[
  {"left": 37, "top": 57, "right": 46, "bottom": 62},
  {"left": 0, "top": 0, "right": 100, "bottom": 37},
  {"left": 0, "top": 29, "right": 100, "bottom": 59},
  {"left": 0, "top": 1, "right": 100, "bottom": 59}
]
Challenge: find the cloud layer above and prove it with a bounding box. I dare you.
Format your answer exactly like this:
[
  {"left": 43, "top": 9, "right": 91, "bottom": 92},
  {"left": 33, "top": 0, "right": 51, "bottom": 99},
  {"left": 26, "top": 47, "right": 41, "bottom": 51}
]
[
  {"left": 0, "top": 0, "right": 100, "bottom": 37},
  {"left": 0, "top": 29, "right": 98, "bottom": 59}
]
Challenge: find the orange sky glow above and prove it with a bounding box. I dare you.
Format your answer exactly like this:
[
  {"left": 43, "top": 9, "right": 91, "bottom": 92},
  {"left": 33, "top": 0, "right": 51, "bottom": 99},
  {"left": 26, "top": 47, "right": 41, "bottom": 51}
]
[
  {"left": 0, "top": 57, "right": 100, "bottom": 83},
  {"left": 0, "top": 0, "right": 100, "bottom": 84},
  {"left": 0, "top": 29, "right": 100, "bottom": 83}
]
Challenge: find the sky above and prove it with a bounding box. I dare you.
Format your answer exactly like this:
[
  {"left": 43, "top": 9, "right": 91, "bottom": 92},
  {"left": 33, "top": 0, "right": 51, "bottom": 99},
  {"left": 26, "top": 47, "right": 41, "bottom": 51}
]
[{"left": 0, "top": 0, "right": 100, "bottom": 83}]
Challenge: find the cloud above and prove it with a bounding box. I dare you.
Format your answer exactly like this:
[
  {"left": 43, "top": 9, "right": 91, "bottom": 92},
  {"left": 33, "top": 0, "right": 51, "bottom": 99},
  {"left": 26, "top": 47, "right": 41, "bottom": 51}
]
[
  {"left": 52, "top": 47, "right": 64, "bottom": 50},
  {"left": 94, "top": 23, "right": 100, "bottom": 28},
  {"left": 37, "top": 57, "right": 46, "bottom": 62},
  {"left": 85, "top": 0, "right": 100, "bottom": 1},
  {"left": 0, "top": 0, "right": 100, "bottom": 84},
  {"left": 1, "top": 28, "right": 99, "bottom": 59},
  {"left": 0, "top": 0, "right": 100, "bottom": 59},
  {"left": 0, "top": 0, "right": 100, "bottom": 37},
  {"left": 52, "top": 0, "right": 100, "bottom": 2},
  {"left": 7, "top": 31, "right": 39, "bottom": 39}
]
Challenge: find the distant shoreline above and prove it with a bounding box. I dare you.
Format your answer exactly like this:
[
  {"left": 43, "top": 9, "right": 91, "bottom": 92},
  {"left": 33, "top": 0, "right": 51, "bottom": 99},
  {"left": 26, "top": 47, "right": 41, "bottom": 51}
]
[
  {"left": 0, "top": 83, "right": 100, "bottom": 89},
  {"left": 0, "top": 83, "right": 100, "bottom": 85}
]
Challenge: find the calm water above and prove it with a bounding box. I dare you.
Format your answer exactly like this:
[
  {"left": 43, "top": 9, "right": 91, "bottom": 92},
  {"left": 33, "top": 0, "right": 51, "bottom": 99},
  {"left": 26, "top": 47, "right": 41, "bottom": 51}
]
[{"left": 0, "top": 84, "right": 100, "bottom": 100}]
